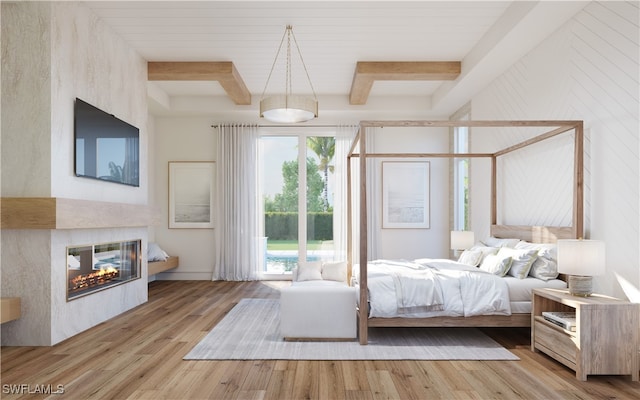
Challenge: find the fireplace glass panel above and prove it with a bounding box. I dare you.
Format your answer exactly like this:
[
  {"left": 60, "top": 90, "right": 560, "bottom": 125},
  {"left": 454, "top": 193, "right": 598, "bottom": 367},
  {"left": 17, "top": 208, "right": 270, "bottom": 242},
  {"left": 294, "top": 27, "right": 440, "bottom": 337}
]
[{"left": 67, "top": 239, "right": 141, "bottom": 301}]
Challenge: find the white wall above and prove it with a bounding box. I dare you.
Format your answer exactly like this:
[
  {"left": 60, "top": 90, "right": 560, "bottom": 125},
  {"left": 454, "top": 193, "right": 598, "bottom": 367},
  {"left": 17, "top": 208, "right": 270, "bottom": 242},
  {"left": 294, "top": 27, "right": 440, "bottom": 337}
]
[
  {"left": 152, "top": 117, "right": 217, "bottom": 280},
  {"left": 370, "top": 127, "right": 451, "bottom": 260},
  {"left": 470, "top": 1, "right": 639, "bottom": 299}
]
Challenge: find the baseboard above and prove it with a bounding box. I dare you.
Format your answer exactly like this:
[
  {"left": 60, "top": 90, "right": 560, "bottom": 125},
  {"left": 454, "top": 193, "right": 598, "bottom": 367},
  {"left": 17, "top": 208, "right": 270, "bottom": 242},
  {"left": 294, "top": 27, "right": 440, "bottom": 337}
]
[{"left": 153, "top": 271, "right": 213, "bottom": 280}]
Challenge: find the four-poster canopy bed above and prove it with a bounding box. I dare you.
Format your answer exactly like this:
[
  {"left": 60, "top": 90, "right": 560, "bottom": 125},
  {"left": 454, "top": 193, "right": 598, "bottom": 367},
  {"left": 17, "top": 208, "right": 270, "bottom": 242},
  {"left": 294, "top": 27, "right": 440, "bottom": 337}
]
[{"left": 346, "top": 120, "right": 584, "bottom": 345}]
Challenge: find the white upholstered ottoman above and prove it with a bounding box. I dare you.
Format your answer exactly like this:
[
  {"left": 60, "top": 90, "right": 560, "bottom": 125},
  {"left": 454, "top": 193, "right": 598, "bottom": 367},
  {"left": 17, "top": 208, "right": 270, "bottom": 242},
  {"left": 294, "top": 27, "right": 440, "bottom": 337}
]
[
  {"left": 280, "top": 280, "right": 357, "bottom": 341},
  {"left": 280, "top": 261, "right": 357, "bottom": 341}
]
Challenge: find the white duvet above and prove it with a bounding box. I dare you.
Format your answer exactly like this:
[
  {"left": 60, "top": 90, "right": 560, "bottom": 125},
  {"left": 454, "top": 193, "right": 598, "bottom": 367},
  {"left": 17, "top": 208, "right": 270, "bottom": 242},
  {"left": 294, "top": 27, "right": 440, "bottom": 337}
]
[{"left": 354, "top": 259, "right": 512, "bottom": 318}]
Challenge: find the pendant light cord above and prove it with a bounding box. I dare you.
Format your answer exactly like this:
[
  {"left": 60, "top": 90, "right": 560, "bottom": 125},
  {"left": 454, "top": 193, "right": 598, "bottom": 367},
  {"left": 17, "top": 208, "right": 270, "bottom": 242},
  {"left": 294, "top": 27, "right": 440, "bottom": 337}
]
[{"left": 260, "top": 25, "right": 317, "bottom": 102}]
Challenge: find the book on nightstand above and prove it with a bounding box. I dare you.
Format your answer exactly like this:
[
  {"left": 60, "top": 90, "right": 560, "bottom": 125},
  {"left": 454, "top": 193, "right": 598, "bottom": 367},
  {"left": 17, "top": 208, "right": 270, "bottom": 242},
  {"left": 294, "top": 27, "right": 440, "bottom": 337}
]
[{"left": 542, "top": 311, "right": 577, "bottom": 331}]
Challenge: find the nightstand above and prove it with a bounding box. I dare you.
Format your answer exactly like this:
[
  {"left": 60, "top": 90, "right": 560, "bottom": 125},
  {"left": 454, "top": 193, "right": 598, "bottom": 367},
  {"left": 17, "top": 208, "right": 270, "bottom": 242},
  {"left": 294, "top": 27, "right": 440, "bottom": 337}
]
[{"left": 532, "top": 288, "right": 639, "bottom": 381}]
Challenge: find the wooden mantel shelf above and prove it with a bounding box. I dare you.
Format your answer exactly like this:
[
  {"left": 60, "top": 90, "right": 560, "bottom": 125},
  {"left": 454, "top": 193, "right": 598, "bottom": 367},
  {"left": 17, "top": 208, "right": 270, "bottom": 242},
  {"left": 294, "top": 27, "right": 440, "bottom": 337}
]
[{"left": 1, "top": 197, "right": 157, "bottom": 229}]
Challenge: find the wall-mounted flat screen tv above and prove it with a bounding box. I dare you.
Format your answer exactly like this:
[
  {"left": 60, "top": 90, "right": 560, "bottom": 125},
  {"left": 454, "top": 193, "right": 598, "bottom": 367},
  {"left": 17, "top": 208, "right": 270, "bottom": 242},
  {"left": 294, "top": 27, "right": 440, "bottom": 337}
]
[{"left": 74, "top": 98, "right": 139, "bottom": 187}]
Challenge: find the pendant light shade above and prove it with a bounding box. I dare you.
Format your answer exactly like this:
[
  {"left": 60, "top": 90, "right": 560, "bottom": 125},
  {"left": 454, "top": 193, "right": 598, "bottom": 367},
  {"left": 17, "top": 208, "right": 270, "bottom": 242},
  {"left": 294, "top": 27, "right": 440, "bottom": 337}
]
[
  {"left": 260, "top": 25, "right": 318, "bottom": 123},
  {"left": 260, "top": 95, "right": 318, "bottom": 124}
]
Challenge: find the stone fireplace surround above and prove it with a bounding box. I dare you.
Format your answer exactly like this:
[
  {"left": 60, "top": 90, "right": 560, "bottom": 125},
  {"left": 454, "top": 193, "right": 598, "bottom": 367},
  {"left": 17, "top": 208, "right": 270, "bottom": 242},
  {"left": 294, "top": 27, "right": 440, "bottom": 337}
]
[{"left": 1, "top": 198, "right": 154, "bottom": 346}]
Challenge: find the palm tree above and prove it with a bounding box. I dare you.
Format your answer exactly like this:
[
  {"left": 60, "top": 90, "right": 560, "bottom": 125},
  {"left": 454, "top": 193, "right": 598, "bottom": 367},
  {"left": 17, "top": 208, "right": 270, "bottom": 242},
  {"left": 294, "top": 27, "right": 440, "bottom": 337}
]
[
  {"left": 306, "top": 137, "right": 335, "bottom": 211},
  {"left": 108, "top": 161, "right": 123, "bottom": 182}
]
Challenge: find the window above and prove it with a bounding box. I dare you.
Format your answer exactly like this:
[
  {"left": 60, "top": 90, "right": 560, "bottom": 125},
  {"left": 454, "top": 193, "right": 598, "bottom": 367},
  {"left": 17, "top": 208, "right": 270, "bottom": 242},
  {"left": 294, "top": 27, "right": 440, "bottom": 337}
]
[
  {"left": 452, "top": 111, "right": 470, "bottom": 231},
  {"left": 258, "top": 129, "right": 336, "bottom": 277}
]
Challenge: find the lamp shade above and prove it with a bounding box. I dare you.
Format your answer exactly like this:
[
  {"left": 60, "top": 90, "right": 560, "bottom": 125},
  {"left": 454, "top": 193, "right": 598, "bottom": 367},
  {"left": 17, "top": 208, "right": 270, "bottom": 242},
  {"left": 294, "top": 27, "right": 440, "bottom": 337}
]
[
  {"left": 450, "top": 231, "right": 475, "bottom": 250},
  {"left": 557, "top": 239, "right": 606, "bottom": 276},
  {"left": 260, "top": 95, "right": 318, "bottom": 123}
]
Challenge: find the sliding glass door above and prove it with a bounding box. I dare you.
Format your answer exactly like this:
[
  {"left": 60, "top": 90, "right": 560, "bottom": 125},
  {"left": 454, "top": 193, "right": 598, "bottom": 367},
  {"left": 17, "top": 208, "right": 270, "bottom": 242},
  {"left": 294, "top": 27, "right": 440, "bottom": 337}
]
[{"left": 259, "top": 130, "right": 335, "bottom": 278}]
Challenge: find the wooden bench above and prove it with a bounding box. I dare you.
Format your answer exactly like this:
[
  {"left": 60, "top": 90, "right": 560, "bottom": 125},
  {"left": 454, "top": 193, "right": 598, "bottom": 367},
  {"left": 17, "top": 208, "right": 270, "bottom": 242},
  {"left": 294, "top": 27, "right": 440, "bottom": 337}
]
[
  {"left": 148, "top": 256, "right": 179, "bottom": 275},
  {"left": 1, "top": 297, "right": 21, "bottom": 323}
]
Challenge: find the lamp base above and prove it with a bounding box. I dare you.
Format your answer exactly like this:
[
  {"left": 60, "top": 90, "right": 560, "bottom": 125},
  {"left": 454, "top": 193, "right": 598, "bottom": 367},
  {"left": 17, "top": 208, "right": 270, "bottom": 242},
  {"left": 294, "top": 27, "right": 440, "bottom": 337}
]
[{"left": 567, "top": 275, "right": 593, "bottom": 297}]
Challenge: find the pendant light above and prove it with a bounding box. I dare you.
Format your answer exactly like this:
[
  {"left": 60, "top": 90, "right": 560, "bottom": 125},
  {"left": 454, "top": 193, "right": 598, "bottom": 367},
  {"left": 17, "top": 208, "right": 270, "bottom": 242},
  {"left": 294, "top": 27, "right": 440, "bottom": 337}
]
[{"left": 260, "top": 25, "right": 318, "bottom": 123}]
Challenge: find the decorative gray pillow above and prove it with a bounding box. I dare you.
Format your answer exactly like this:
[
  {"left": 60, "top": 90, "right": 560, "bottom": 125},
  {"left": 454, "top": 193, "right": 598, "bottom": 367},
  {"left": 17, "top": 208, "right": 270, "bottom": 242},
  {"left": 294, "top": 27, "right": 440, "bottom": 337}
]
[
  {"left": 498, "top": 247, "right": 539, "bottom": 279},
  {"left": 514, "top": 241, "right": 559, "bottom": 280}
]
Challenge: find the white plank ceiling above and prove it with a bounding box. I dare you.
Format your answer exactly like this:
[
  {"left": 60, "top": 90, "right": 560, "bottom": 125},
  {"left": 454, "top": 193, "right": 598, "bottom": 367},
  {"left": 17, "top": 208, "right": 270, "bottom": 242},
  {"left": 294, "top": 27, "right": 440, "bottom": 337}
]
[{"left": 84, "top": 1, "right": 589, "bottom": 117}]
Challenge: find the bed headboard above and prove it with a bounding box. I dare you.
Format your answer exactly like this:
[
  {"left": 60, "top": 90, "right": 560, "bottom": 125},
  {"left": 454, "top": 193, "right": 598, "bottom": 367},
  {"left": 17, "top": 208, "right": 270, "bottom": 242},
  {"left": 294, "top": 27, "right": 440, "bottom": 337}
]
[{"left": 491, "top": 225, "right": 577, "bottom": 244}]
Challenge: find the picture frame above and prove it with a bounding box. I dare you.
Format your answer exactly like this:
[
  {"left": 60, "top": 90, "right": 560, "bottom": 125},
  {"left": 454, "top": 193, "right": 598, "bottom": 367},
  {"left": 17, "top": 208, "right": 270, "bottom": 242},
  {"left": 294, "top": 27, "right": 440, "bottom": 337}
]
[
  {"left": 382, "top": 161, "right": 430, "bottom": 229},
  {"left": 168, "top": 161, "right": 215, "bottom": 229}
]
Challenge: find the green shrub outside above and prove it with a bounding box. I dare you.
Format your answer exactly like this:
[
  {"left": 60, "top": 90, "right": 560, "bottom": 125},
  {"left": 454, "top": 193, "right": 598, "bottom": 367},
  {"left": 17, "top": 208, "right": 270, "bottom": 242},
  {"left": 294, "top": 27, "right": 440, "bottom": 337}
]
[{"left": 265, "top": 212, "right": 333, "bottom": 240}]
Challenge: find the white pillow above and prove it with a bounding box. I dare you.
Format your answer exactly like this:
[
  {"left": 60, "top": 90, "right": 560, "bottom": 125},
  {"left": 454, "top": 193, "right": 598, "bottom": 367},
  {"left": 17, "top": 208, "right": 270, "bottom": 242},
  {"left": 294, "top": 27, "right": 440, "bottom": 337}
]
[
  {"left": 514, "top": 241, "right": 557, "bottom": 259},
  {"left": 148, "top": 242, "right": 169, "bottom": 262},
  {"left": 469, "top": 245, "right": 499, "bottom": 264},
  {"left": 457, "top": 249, "right": 483, "bottom": 267},
  {"left": 479, "top": 254, "right": 512, "bottom": 276},
  {"left": 296, "top": 261, "right": 323, "bottom": 281},
  {"left": 321, "top": 261, "right": 347, "bottom": 282},
  {"left": 498, "top": 247, "right": 539, "bottom": 279},
  {"left": 481, "top": 237, "right": 520, "bottom": 248},
  {"left": 515, "top": 241, "right": 559, "bottom": 280},
  {"left": 529, "top": 257, "right": 559, "bottom": 281}
]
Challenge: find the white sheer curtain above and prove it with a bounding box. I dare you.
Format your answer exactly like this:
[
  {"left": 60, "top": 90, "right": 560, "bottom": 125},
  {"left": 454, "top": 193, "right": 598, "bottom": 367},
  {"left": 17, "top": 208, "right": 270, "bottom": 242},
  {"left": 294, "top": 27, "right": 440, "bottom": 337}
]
[
  {"left": 213, "top": 124, "right": 259, "bottom": 281},
  {"left": 333, "top": 125, "right": 358, "bottom": 261}
]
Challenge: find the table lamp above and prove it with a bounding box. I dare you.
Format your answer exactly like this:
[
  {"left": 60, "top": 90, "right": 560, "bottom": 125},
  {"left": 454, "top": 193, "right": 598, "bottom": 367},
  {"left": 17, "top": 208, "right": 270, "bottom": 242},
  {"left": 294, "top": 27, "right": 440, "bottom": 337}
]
[
  {"left": 557, "top": 239, "right": 605, "bottom": 296},
  {"left": 450, "top": 231, "right": 475, "bottom": 258}
]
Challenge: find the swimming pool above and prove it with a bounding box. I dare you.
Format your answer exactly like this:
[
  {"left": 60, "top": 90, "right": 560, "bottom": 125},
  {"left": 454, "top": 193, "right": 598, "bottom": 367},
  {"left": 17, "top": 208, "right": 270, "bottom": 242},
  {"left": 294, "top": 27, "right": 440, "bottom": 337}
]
[{"left": 265, "top": 252, "right": 321, "bottom": 272}]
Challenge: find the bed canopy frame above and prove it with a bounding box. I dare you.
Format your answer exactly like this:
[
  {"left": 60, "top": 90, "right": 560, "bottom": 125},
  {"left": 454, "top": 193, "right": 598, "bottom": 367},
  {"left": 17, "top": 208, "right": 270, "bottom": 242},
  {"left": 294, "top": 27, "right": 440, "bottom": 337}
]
[{"left": 346, "top": 120, "right": 584, "bottom": 345}]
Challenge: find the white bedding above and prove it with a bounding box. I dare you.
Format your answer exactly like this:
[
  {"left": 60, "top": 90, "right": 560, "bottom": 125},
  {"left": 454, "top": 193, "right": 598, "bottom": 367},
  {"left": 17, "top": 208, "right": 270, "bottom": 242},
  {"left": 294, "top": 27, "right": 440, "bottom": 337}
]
[
  {"left": 502, "top": 276, "right": 567, "bottom": 302},
  {"left": 354, "top": 259, "right": 513, "bottom": 318},
  {"left": 505, "top": 276, "right": 567, "bottom": 313},
  {"left": 354, "top": 258, "right": 567, "bottom": 318}
]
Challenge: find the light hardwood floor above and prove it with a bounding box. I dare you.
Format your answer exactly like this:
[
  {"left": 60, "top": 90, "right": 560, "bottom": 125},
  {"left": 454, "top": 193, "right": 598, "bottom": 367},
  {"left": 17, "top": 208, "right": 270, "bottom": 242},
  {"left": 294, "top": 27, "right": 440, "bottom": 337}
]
[{"left": 1, "top": 280, "right": 639, "bottom": 399}]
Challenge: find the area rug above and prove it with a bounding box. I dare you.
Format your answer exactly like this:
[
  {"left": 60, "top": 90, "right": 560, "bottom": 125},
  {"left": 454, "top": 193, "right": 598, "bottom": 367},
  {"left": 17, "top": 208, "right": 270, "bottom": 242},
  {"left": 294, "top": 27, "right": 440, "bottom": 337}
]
[{"left": 184, "top": 298, "right": 519, "bottom": 361}]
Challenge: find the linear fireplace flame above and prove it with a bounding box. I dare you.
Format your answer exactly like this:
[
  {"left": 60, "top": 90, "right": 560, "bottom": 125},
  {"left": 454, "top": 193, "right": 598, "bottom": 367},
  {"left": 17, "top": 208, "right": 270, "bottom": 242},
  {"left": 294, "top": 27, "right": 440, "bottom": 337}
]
[
  {"left": 69, "top": 266, "right": 119, "bottom": 291},
  {"left": 67, "top": 239, "right": 140, "bottom": 301}
]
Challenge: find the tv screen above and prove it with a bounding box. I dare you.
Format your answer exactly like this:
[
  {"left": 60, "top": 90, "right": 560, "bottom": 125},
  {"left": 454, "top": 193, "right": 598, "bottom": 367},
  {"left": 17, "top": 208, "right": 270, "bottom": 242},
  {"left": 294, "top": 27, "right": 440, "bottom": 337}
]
[{"left": 74, "top": 98, "right": 139, "bottom": 187}]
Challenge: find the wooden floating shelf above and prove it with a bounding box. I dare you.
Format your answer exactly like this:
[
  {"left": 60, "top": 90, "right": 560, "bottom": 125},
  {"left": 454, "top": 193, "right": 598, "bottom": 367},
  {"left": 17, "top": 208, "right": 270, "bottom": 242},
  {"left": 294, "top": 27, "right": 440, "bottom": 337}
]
[
  {"left": 1, "top": 197, "right": 157, "bottom": 229},
  {"left": 148, "top": 256, "right": 179, "bottom": 276},
  {"left": 1, "top": 297, "right": 21, "bottom": 324}
]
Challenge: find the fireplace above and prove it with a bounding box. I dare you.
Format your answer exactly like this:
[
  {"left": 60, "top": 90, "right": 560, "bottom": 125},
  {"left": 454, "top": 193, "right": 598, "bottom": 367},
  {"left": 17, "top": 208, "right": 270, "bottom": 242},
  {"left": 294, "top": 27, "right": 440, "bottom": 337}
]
[{"left": 67, "top": 239, "right": 141, "bottom": 301}]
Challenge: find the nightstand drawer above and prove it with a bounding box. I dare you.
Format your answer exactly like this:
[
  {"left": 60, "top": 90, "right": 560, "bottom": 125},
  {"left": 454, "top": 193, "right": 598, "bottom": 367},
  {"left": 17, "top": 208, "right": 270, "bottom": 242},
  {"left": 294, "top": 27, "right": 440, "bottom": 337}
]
[{"left": 534, "top": 320, "right": 576, "bottom": 365}]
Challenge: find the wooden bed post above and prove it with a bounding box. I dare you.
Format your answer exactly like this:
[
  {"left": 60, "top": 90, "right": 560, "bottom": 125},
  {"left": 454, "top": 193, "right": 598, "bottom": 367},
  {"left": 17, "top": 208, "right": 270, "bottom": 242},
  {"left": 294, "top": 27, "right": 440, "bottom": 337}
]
[
  {"left": 347, "top": 154, "right": 352, "bottom": 283},
  {"left": 491, "top": 155, "right": 497, "bottom": 226},
  {"left": 358, "top": 126, "right": 369, "bottom": 345},
  {"left": 574, "top": 121, "right": 584, "bottom": 238}
]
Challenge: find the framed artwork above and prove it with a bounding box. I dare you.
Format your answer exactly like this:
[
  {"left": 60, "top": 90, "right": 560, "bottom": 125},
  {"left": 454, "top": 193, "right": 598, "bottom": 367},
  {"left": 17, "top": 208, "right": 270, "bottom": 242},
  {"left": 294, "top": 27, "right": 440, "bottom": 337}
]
[
  {"left": 169, "top": 161, "right": 215, "bottom": 229},
  {"left": 382, "top": 161, "right": 430, "bottom": 229}
]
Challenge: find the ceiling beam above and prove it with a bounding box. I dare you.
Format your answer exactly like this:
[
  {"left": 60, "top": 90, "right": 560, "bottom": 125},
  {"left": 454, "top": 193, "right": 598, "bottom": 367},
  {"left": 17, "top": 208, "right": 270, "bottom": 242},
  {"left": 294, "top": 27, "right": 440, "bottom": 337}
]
[
  {"left": 147, "top": 61, "right": 251, "bottom": 105},
  {"left": 349, "top": 61, "right": 461, "bottom": 105}
]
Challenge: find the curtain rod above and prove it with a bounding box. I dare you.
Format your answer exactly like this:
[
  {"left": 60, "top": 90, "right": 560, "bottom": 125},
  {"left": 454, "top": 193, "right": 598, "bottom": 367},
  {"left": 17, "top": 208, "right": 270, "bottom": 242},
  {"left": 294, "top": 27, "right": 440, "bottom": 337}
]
[{"left": 211, "top": 124, "right": 354, "bottom": 128}]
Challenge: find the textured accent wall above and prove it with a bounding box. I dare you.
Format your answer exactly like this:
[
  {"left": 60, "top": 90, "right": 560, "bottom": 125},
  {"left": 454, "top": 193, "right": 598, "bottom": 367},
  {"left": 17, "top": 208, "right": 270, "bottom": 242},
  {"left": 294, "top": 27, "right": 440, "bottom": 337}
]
[
  {"left": 50, "top": 2, "right": 148, "bottom": 204},
  {"left": 1, "top": 2, "right": 52, "bottom": 197},
  {"left": 470, "top": 1, "right": 639, "bottom": 298}
]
